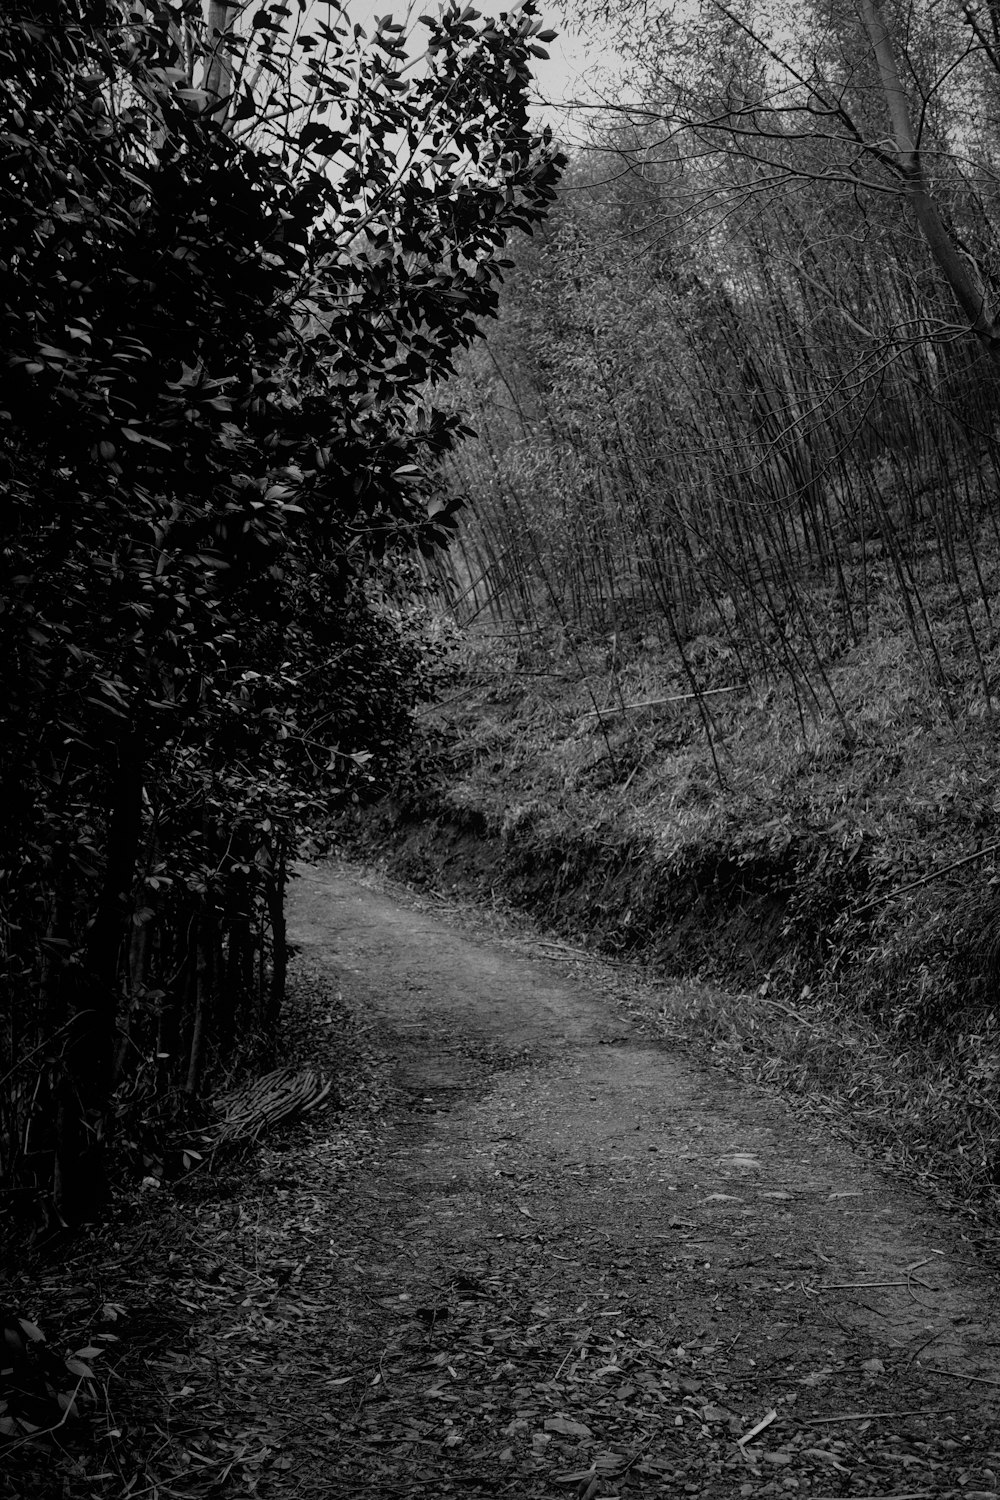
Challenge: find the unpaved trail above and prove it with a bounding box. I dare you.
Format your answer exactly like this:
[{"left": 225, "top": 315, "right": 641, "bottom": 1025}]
[{"left": 288, "top": 860, "right": 1000, "bottom": 1497}]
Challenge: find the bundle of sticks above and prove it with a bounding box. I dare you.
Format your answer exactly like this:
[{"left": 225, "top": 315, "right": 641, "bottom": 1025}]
[{"left": 212, "top": 1066, "right": 332, "bottom": 1144}]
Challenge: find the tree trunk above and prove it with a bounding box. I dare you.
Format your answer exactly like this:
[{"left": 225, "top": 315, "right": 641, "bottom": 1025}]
[
  {"left": 203, "top": 0, "right": 234, "bottom": 117},
  {"left": 263, "top": 845, "right": 287, "bottom": 1038},
  {"left": 185, "top": 905, "right": 212, "bottom": 1095},
  {"left": 55, "top": 727, "right": 144, "bottom": 1224},
  {"left": 860, "top": 0, "right": 1000, "bottom": 354}
]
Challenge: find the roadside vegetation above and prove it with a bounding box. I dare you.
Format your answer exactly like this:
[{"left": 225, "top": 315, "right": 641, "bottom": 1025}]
[
  {"left": 0, "top": 0, "right": 561, "bottom": 1243},
  {"left": 346, "top": 0, "right": 1000, "bottom": 1227}
]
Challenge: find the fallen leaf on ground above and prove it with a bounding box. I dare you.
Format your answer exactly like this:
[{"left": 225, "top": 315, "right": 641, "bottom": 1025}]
[{"left": 545, "top": 1415, "right": 593, "bottom": 1438}]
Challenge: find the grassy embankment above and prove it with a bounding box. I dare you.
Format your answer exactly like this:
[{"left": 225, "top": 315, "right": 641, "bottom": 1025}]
[{"left": 343, "top": 528, "right": 1000, "bottom": 1226}]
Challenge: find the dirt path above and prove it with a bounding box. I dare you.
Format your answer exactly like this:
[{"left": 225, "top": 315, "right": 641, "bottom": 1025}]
[{"left": 279, "top": 860, "right": 1000, "bottom": 1498}]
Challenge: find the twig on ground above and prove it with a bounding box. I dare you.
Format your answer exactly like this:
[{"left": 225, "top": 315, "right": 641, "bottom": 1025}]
[
  {"left": 926, "top": 1367, "right": 1000, "bottom": 1388},
  {"left": 120, "top": 1447, "right": 271, "bottom": 1499},
  {"left": 580, "top": 684, "right": 746, "bottom": 719},
  {"left": 617, "top": 1436, "right": 654, "bottom": 1475},
  {"left": 533, "top": 939, "right": 588, "bottom": 959},
  {"left": 853, "top": 840, "right": 1000, "bottom": 916},
  {"left": 182, "top": 1232, "right": 273, "bottom": 1286},
  {"left": 905, "top": 1330, "right": 945, "bottom": 1366},
  {"left": 756, "top": 995, "right": 815, "bottom": 1026},
  {"left": 738, "top": 1408, "right": 777, "bottom": 1451},
  {"left": 809, "top": 1407, "right": 958, "bottom": 1424},
  {"left": 821, "top": 1279, "right": 935, "bottom": 1291}
]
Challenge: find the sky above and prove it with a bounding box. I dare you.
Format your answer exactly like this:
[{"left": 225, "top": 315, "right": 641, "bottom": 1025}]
[{"left": 331, "top": 0, "right": 619, "bottom": 127}]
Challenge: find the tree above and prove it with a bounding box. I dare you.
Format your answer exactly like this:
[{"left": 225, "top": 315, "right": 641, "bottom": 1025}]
[
  {"left": 574, "top": 0, "right": 1000, "bottom": 355},
  {"left": 436, "top": 0, "right": 1000, "bottom": 744},
  {"left": 0, "top": 0, "right": 563, "bottom": 1228}
]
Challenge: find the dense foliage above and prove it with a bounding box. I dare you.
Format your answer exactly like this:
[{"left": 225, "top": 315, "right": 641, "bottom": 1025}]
[
  {"left": 0, "top": 0, "right": 562, "bottom": 1230},
  {"left": 442, "top": 0, "right": 1000, "bottom": 721}
]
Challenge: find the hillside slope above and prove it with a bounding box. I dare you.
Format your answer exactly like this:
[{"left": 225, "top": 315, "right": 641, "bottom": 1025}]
[{"left": 339, "top": 579, "right": 1000, "bottom": 1228}]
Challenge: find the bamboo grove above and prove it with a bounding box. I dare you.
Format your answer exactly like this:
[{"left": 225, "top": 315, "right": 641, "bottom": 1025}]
[
  {"left": 439, "top": 0, "right": 1000, "bottom": 745},
  {"left": 0, "top": 0, "right": 563, "bottom": 1232}
]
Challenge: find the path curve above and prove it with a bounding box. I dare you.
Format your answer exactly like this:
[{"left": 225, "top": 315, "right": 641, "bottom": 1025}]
[{"left": 286, "top": 860, "right": 1000, "bottom": 1497}]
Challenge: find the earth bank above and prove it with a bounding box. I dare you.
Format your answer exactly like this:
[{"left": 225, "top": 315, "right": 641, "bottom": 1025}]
[{"left": 333, "top": 757, "right": 1000, "bottom": 1229}]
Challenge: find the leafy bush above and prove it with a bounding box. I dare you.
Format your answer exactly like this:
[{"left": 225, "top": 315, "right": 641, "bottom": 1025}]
[{"left": 0, "top": 0, "right": 562, "bottom": 1230}]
